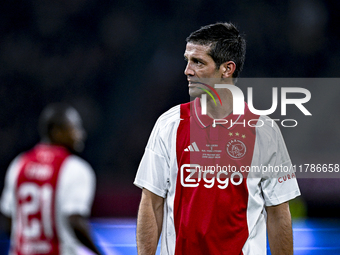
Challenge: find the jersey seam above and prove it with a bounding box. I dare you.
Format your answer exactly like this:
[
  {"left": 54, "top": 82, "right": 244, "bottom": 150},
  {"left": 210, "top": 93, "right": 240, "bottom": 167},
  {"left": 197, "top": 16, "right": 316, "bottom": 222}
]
[
  {"left": 133, "top": 180, "right": 167, "bottom": 198},
  {"left": 265, "top": 189, "right": 300, "bottom": 205},
  {"left": 144, "top": 147, "right": 167, "bottom": 159}
]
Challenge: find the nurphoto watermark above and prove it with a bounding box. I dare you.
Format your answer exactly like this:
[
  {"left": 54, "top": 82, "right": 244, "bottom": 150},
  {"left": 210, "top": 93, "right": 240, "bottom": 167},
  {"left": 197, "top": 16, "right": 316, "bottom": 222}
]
[{"left": 198, "top": 82, "right": 311, "bottom": 128}]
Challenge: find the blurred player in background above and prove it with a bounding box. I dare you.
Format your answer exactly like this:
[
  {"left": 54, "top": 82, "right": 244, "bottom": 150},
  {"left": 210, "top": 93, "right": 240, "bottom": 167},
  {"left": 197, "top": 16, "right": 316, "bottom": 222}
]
[
  {"left": 0, "top": 103, "right": 102, "bottom": 255},
  {"left": 134, "top": 22, "right": 300, "bottom": 254}
]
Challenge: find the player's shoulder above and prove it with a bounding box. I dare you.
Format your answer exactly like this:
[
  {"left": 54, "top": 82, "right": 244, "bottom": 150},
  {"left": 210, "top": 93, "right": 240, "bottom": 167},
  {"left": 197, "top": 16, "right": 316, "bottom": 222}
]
[
  {"left": 154, "top": 104, "right": 182, "bottom": 131},
  {"left": 63, "top": 155, "right": 93, "bottom": 171},
  {"left": 158, "top": 104, "right": 181, "bottom": 123},
  {"left": 259, "top": 115, "right": 281, "bottom": 131},
  {"left": 9, "top": 153, "right": 24, "bottom": 168},
  {"left": 61, "top": 155, "right": 95, "bottom": 179},
  {"left": 4, "top": 153, "right": 25, "bottom": 183},
  {"left": 256, "top": 115, "right": 284, "bottom": 141}
]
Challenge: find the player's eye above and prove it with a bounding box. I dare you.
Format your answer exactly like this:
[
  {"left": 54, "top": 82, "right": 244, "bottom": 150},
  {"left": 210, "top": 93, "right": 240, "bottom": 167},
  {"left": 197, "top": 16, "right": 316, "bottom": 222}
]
[{"left": 194, "top": 59, "right": 203, "bottom": 65}]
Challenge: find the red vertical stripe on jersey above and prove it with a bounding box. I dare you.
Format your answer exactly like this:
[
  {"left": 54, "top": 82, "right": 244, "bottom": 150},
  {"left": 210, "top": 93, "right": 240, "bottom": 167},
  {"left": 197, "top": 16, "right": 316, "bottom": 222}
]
[
  {"left": 14, "top": 144, "right": 70, "bottom": 255},
  {"left": 173, "top": 101, "right": 259, "bottom": 255}
]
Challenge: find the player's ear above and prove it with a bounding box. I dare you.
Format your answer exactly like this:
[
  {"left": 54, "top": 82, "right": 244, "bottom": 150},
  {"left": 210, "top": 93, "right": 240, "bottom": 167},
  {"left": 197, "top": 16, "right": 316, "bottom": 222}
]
[{"left": 220, "top": 61, "right": 236, "bottom": 79}]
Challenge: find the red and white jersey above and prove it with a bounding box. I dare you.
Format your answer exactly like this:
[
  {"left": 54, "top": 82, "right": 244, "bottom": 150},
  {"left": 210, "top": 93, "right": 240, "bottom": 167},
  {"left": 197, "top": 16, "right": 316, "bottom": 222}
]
[
  {"left": 1, "top": 144, "right": 96, "bottom": 255},
  {"left": 134, "top": 98, "right": 300, "bottom": 255}
]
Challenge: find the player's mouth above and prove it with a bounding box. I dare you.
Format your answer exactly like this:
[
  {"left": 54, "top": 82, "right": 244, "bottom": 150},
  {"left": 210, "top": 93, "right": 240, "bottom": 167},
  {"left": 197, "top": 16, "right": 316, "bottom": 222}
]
[{"left": 188, "top": 80, "right": 200, "bottom": 87}]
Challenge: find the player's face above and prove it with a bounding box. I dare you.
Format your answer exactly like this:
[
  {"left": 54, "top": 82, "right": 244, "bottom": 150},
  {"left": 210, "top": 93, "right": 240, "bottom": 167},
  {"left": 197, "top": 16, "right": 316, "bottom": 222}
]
[
  {"left": 61, "top": 109, "right": 86, "bottom": 152},
  {"left": 184, "top": 42, "right": 223, "bottom": 97}
]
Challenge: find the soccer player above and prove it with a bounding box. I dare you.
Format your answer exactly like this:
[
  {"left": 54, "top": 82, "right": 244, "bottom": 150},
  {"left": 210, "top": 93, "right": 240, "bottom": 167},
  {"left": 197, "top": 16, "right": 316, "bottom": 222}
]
[
  {"left": 0, "top": 103, "right": 102, "bottom": 255},
  {"left": 134, "top": 23, "right": 300, "bottom": 255}
]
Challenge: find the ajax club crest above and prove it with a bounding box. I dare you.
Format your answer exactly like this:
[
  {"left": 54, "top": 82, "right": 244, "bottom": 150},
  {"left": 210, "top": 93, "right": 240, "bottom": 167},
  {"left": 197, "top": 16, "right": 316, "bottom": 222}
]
[{"left": 226, "top": 139, "right": 246, "bottom": 159}]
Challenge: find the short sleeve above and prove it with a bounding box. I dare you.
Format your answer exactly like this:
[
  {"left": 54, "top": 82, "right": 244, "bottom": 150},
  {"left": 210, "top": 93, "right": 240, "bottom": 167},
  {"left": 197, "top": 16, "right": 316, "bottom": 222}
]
[
  {"left": 261, "top": 161, "right": 300, "bottom": 206},
  {"left": 58, "top": 156, "right": 96, "bottom": 216},
  {"left": 257, "top": 117, "right": 301, "bottom": 206},
  {"left": 0, "top": 155, "right": 22, "bottom": 217},
  {"left": 134, "top": 116, "right": 171, "bottom": 198}
]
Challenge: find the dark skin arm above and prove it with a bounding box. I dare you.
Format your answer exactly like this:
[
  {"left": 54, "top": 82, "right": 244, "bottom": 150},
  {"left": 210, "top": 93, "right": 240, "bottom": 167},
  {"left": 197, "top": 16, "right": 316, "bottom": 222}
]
[
  {"left": 68, "top": 214, "right": 103, "bottom": 255},
  {"left": 267, "top": 202, "right": 293, "bottom": 255},
  {"left": 0, "top": 213, "right": 11, "bottom": 238},
  {"left": 0, "top": 214, "right": 11, "bottom": 253}
]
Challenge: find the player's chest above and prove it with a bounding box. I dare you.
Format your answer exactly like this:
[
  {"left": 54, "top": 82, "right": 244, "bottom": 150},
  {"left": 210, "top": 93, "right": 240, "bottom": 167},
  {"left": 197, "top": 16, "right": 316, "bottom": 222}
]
[{"left": 177, "top": 122, "right": 256, "bottom": 167}]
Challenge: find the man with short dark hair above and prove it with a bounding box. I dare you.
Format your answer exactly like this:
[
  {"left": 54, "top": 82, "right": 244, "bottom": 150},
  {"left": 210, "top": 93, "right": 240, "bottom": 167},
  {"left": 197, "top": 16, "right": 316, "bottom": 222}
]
[
  {"left": 1, "top": 103, "right": 102, "bottom": 255},
  {"left": 134, "top": 22, "right": 300, "bottom": 255}
]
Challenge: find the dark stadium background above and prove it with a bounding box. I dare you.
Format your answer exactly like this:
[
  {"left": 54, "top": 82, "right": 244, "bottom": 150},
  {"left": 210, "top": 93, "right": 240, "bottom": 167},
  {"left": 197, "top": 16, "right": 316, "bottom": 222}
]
[{"left": 1, "top": 0, "right": 340, "bottom": 221}]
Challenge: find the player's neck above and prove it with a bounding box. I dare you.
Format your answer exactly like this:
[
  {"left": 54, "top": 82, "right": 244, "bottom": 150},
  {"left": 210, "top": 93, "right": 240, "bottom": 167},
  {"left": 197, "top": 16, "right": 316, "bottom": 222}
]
[
  {"left": 40, "top": 138, "right": 68, "bottom": 150},
  {"left": 205, "top": 92, "right": 233, "bottom": 119}
]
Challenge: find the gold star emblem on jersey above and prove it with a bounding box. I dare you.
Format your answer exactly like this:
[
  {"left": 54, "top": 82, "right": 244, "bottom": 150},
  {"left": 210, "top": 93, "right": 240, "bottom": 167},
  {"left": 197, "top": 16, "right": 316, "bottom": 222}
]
[{"left": 229, "top": 132, "right": 233, "bottom": 136}]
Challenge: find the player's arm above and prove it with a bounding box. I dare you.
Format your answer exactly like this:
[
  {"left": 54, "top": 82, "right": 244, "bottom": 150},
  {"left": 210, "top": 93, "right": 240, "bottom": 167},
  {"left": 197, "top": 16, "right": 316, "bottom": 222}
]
[
  {"left": 266, "top": 201, "right": 293, "bottom": 255},
  {"left": 0, "top": 155, "right": 21, "bottom": 242},
  {"left": 60, "top": 156, "right": 102, "bottom": 254},
  {"left": 0, "top": 213, "right": 11, "bottom": 237},
  {"left": 68, "top": 214, "right": 103, "bottom": 255},
  {"left": 137, "top": 188, "right": 164, "bottom": 255}
]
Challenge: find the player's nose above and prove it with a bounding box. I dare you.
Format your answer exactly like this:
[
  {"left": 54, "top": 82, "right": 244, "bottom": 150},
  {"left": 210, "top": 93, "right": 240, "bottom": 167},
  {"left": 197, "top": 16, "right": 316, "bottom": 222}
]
[{"left": 184, "top": 62, "right": 194, "bottom": 76}]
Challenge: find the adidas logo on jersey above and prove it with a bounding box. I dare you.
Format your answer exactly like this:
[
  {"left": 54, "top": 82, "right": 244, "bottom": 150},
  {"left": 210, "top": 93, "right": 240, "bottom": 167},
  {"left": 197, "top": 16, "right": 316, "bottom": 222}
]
[{"left": 184, "top": 142, "right": 200, "bottom": 152}]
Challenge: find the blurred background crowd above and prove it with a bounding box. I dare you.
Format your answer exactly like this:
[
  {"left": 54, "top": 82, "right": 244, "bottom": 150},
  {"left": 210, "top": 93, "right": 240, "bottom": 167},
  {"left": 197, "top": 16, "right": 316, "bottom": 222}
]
[{"left": 0, "top": 0, "right": 340, "bottom": 218}]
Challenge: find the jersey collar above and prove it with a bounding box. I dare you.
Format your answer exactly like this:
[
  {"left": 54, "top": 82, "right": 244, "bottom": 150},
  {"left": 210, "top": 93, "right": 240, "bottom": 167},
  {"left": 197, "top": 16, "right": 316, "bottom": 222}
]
[{"left": 191, "top": 97, "right": 248, "bottom": 130}]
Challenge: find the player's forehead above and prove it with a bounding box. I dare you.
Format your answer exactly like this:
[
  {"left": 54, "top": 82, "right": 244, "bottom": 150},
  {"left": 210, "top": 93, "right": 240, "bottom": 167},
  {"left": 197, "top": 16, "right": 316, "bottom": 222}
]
[{"left": 184, "top": 42, "right": 212, "bottom": 59}]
